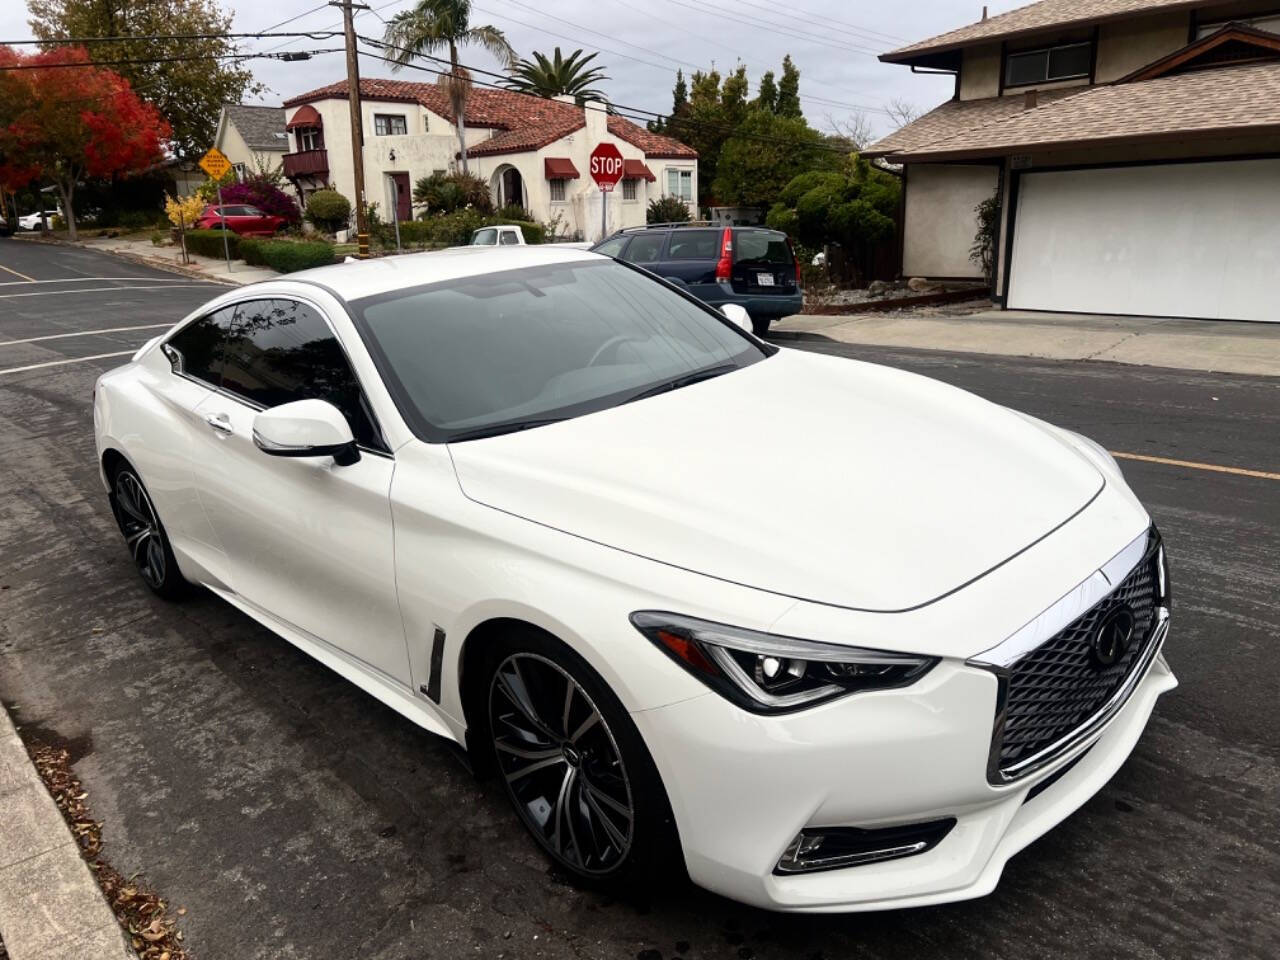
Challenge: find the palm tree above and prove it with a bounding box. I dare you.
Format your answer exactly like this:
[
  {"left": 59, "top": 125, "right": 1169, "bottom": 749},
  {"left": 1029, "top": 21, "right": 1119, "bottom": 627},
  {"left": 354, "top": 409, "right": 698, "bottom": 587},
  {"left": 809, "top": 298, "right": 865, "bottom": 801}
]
[
  {"left": 383, "top": 0, "right": 516, "bottom": 174},
  {"left": 504, "top": 47, "right": 609, "bottom": 105}
]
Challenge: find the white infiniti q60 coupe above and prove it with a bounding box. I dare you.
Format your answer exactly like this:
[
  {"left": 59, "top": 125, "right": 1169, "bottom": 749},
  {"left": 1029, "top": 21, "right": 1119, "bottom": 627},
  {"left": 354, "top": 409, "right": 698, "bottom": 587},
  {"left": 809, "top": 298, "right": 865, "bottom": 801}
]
[{"left": 93, "top": 245, "right": 1174, "bottom": 912}]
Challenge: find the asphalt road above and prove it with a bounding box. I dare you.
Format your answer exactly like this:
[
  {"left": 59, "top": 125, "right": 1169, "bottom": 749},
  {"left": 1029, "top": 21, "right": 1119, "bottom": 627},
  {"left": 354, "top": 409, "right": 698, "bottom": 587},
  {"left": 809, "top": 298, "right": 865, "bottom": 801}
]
[{"left": 1, "top": 238, "right": 1277, "bottom": 960}]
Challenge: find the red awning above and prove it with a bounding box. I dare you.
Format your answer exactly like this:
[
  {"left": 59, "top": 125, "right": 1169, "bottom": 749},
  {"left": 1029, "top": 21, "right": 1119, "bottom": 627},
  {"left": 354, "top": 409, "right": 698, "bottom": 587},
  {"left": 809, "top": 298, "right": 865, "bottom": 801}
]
[
  {"left": 623, "top": 159, "right": 656, "bottom": 182},
  {"left": 544, "top": 157, "right": 580, "bottom": 179},
  {"left": 286, "top": 105, "right": 322, "bottom": 130}
]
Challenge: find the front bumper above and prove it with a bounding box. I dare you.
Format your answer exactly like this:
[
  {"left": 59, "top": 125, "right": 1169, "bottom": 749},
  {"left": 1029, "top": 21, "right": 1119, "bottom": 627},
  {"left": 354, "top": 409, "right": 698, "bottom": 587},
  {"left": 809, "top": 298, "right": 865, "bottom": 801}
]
[{"left": 633, "top": 630, "right": 1175, "bottom": 912}]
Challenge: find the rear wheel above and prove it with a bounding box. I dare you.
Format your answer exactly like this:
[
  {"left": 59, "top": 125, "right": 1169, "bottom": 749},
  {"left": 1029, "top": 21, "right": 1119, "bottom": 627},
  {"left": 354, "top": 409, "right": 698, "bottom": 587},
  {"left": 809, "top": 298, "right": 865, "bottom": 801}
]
[
  {"left": 108, "top": 463, "right": 186, "bottom": 599},
  {"left": 751, "top": 315, "right": 771, "bottom": 337},
  {"left": 484, "top": 629, "right": 680, "bottom": 887}
]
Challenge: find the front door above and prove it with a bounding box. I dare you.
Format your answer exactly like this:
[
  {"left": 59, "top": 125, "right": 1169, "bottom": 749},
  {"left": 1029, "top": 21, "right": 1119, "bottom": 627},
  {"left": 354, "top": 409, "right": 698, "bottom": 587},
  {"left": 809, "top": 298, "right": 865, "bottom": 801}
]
[
  {"left": 189, "top": 296, "right": 411, "bottom": 685},
  {"left": 391, "top": 173, "right": 411, "bottom": 222}
]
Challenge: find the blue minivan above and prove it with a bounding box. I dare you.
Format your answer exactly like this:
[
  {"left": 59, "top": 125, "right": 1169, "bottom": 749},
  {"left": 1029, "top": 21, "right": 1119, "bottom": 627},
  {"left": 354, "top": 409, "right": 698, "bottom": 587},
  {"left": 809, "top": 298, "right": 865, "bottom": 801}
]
[{"left": 591, "top": 225, "right": 803, "bottom": 336}]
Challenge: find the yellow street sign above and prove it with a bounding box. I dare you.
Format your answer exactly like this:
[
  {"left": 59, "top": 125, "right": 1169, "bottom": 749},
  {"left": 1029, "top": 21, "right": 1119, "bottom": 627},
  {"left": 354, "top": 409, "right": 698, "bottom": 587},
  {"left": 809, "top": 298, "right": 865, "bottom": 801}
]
[{"left": 198, "top": 147, "right": 231, "bottom": 180}]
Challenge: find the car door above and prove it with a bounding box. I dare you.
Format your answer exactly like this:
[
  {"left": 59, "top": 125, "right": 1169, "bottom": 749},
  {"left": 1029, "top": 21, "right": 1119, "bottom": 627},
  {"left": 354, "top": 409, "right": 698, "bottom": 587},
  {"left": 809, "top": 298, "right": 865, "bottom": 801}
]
[
  {"left": 661, "top": 229, "right": 722, "bottom": 302},
  {"left": 618, "top": 231, "right": 667, "bottom": 274},
  {"left": 189, "top": 296, "right": 411, "bottom": 684}
]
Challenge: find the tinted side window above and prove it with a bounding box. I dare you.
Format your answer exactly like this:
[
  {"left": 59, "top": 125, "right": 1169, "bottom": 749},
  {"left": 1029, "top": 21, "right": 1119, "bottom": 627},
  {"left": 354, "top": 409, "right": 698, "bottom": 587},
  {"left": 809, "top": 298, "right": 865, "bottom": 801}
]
[
  {"left": 667, "top": 230, "right": 720, "bottom": 260},
  {"left": 621, "top": 233, "right": 665, "bottom": 263},
  {"left": 219, "top": 299, "right": 383, "bottom": 449},
  {"left": 165, "top": 307, "right": 235, "bottom": 386},
  {"left": 593, "top": 236, "right": 628, "bottom": 258}
]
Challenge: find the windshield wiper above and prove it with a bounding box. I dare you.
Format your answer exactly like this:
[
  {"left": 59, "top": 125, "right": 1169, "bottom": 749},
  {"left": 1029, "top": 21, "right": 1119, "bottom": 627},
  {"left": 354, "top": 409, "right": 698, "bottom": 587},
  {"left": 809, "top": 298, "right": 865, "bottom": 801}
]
[
  {"left": 447, "top": 417, "right": 568, "bottom": 443},
  {"left": 623, "top": 363, "right": 739, "bottom": 404}
]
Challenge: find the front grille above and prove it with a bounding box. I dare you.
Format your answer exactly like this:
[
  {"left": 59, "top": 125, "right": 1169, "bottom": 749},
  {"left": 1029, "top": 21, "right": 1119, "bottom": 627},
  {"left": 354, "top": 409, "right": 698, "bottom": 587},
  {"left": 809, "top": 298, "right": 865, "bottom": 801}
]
[{"left": 995, "top": 536, "right": 1163, "bottom": 779}]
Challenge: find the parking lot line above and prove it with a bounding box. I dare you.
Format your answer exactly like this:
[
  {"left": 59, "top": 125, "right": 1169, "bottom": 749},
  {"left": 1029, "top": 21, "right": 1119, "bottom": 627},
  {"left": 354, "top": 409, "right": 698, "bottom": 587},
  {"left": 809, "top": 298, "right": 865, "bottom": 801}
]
[
  {"left": 0, "top": 277, "right": 206, "bottom": 286},
  {"left": 0, "top": 262, "right": 37, "bottom": 282},
  {"left": 0, "top": 283, "right": 215, "bottom": 299},
  {"left": 0, "top": 323, "right": 172, "bottom": 347},
  {"left": 0, "top": 351, "right": 135, "bottom": 376},
  {"left": 1111, "top": 450, "right": 1280, "bottom": 481}
]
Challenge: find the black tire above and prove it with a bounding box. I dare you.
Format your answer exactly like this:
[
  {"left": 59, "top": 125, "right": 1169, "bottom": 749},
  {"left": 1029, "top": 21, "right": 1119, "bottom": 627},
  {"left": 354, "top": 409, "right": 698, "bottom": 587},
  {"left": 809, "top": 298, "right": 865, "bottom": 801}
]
[
  {"left": 107, "top": 462, "right": 187, "bottom": 600},
  {"left": 482, "top": 627, "right": 682, "bottom": 889},
  {"left": 751, "top": 315, "right": 771, "bottom": 337}
]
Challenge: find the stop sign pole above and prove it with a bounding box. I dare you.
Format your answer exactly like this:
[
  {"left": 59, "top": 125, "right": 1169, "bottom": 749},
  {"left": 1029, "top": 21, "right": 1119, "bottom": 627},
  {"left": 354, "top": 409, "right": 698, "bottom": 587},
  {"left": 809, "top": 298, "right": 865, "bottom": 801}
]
[{"left": 589, "top": 142, "right": 624, "bottom": 239}]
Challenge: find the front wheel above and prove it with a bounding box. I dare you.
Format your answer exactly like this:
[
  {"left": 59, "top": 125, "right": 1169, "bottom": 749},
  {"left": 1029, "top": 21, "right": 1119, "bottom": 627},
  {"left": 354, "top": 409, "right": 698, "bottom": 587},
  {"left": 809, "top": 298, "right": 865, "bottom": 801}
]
[
  {"left": 108, "top": 464, "right": 186, "bottom": 599},
  {"left": 485, "top": 631, "right": 680, "bottom": 887}
]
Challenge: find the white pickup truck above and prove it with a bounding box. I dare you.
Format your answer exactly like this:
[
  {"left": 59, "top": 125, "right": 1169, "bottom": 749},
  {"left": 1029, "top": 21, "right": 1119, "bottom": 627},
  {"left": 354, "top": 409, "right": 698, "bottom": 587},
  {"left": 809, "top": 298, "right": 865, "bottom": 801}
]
[{"left": 470, "top": 224, "right": 526, "bottom": 246}]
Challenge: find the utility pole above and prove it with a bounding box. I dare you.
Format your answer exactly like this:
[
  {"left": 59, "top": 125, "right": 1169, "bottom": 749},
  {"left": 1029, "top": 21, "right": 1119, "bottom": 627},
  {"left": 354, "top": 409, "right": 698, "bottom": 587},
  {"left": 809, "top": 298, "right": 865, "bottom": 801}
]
[{"left": 332, "top": 0, "right": 370, "bottom": 258}]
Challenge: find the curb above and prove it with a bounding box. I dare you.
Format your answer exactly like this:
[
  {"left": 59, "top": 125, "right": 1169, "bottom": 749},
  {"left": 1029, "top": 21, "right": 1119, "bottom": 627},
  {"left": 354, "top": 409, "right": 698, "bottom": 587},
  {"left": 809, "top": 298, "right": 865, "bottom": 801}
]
[{"left": 0, "top": 707, "right": 132, "bottom": 959}]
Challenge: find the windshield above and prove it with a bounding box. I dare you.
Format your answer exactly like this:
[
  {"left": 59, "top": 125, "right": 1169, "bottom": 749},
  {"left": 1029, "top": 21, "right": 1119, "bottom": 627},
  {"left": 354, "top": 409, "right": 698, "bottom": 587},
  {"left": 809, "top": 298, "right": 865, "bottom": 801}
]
[{"left": 351, "top": 259, "right": 767, "bottom": 441}]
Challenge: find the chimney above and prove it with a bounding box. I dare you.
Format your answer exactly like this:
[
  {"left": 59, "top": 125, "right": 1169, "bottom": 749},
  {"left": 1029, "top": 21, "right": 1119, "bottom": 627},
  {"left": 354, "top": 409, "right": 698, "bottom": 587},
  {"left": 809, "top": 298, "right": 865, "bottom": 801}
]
[
  {"left": 583, "top": 100, "right": 608, "bottom": 144},
  {"left": 982, "top": 5, "right": 988, "bottom": 20},
  {"left": 1024, "top": 89, "right": 1038, "bottom": 110}
]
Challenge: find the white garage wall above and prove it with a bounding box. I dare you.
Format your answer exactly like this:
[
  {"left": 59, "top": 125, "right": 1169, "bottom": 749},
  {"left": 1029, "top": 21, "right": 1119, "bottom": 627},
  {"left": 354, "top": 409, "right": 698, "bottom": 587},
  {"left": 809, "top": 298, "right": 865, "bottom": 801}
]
[{"left": 1007, "top": 159, "right": 1280, "bottom": 322}]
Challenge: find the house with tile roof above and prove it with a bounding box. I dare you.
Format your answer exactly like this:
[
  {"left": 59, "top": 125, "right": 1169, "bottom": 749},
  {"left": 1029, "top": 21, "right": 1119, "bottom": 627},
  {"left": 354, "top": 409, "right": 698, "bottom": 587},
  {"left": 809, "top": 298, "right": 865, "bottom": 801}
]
[
  {"left": 866, "top": 0, "right": 1280, "bottom": 322},
  {"left": 213, "top": 104, "right": 290, "bottom": 180},
  {"left": 279, "top": 79, "right": 697, "bottom": 241}
]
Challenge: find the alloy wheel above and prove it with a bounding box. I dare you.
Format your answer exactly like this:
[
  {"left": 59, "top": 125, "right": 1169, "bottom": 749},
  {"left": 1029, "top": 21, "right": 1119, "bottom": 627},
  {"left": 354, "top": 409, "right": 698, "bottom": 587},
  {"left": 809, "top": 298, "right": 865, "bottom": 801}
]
[
  {"left": 489, "top": 653, "right": 635, "bottom": 875},
  {"left": 114, "top": 471, "right": 167, "bottom": 589}
]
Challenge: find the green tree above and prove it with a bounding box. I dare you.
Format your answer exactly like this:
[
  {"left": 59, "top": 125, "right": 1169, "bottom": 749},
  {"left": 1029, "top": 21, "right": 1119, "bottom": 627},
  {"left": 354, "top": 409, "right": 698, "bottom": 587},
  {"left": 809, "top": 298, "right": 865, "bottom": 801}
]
[
  {"left": 711, "top": 109, "right": 835, "bottom": 209},
  {"left": 383, "top": 0, "right": 516, "bottom": 174},
  {"left": 26, "top": 0, "right": 257, "bottom": 159},
  {"left": 754, "top": 70, "right": 777, "bottom": 113},
  {"left": 504, "top": 47, "right": 608, "bottom": 104},
  {"left": 776, "top": 54, "right": 802, "bottom": 118}
]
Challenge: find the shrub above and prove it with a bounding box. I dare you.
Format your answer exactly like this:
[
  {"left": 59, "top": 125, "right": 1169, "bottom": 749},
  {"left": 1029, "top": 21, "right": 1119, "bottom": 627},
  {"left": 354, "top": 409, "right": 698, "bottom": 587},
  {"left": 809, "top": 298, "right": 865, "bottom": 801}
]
[
  {"left": 496, "top": 203, "right": 533, "bottom": 222},
  {"left": 239, "top": 236, "right": 334, "bottom": 273},
  {"left": 412, "top": 171, "right": 493, "bottom": 214},
  {"left": 304, "top": 189, "right": 352, "bottom": 233},
  {"left": 647, "top": 195, "right": 691, "bottom": 224},
  {"left": 165, "top": 194, "right": 206, "bottom": 229},
  {"left": 118, "top": 210, "right": 152, "bottom": 231},
  {"left": 182, "top": 228, "right": 239, "bottom": 259},
  {"left": 220, "top": 175, "right": 302, "bottom": 224}
]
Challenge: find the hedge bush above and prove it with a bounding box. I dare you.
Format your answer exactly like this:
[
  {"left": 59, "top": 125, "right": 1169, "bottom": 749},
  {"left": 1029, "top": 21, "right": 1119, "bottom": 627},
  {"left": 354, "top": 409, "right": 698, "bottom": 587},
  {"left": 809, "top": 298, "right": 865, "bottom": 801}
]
[
  {"left": 395, "top": 212, "right": 546, "bottom": 248},
  {"left": 183, "top": 228, "right": 240, "bottom": 259},
  {"left": 304, "top": 189, "right": 352, "bottom": 233},
  {"left": 238, "top": 236, "right": 335, "bottom": 273}
]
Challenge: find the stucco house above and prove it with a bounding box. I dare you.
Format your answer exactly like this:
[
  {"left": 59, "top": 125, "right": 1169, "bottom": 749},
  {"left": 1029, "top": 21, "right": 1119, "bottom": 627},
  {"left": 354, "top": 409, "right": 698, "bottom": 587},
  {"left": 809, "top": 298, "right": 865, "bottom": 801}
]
[
  {"left": 866, "top": 0, "right": 1280, "bottom": 323},
  {"left": 213, "top": 104, "right": 289, "bottom": 180},
  {"left": 278, "top": 79, "right": 697, "bottom": 241}
]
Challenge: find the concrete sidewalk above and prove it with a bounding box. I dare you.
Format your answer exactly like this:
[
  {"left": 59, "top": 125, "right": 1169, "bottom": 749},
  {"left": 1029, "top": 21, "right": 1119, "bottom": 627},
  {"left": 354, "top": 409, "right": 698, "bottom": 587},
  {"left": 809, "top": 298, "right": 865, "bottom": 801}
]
[
  {"left": 81, "top": 235, "right": 279, "bottom": 286},
  {"left": 0, "top": 708, "right": 131, "bottom": 959},
  {"left": 773, "top": 308, "right": 1280, "bottom": 377}
]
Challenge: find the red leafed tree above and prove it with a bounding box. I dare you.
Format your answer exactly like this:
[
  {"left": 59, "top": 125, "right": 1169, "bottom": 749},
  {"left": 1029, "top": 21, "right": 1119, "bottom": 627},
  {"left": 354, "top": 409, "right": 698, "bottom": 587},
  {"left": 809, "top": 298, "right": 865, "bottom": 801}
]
[{"left": 0, "top": 46, "right": 170, "bottom": 239}]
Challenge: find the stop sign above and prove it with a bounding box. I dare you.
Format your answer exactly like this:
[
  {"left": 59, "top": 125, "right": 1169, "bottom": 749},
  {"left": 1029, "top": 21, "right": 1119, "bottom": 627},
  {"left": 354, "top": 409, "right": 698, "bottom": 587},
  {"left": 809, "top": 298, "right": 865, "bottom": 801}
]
[{"left": 589, "top": 142, "right": 624, "bottom": 192}]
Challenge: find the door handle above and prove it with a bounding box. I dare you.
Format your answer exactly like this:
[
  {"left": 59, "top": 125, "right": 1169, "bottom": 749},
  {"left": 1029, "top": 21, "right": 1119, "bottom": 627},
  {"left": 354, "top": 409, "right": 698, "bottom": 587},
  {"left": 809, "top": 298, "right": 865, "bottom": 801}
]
[{"left": 205, "top": 412, "right": 233, "bottom": 435}]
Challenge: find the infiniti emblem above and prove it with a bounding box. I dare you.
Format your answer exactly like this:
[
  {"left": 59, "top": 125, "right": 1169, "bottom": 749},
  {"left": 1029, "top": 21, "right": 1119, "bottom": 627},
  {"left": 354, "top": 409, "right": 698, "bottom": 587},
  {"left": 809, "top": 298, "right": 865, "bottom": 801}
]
[{"left": 1091, "top": 605, "right": 1136, "bottom": 668}]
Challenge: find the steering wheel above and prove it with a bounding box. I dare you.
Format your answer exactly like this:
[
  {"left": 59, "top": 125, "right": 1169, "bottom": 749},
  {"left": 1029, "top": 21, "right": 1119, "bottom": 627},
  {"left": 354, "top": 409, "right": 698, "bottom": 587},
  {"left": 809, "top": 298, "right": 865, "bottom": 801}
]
[{"left": 587, "top": 335, "right": 647, "bottom": 367}]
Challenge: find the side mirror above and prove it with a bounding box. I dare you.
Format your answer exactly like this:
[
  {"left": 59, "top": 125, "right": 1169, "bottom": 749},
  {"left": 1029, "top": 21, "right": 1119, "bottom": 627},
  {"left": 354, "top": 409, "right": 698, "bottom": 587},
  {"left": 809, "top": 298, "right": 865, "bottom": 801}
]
[
  {"left": 253, "top": 399, "right": 360, "bottom": 466},
  {"left": 721, "top": 303, "right": 753, "bottom": 334}
]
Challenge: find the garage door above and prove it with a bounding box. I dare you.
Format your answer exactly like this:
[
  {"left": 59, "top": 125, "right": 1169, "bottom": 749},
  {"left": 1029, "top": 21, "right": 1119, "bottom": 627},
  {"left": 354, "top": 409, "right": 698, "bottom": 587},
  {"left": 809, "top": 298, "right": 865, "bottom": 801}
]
[{"left": 1006, "top": 158, "right": 1280, "bottom": 322}]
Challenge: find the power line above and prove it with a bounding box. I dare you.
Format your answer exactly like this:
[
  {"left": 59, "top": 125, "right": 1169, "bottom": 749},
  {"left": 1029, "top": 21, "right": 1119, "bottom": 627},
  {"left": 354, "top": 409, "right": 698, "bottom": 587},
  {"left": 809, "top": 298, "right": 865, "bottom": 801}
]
[
  {"left": 470, "top": 2, "right": 675, "bottom": 72},
  {"left": 662, "top": 0, "right": 881, "bottom": 56},
  {"left": 726, "top": 0, "right": 907, "bottom": 44},
  {"left": 258, "top": 0, "right": 409, "bottom": 52},
  {"left": 0, "top": 48, "right": 342, "bottom": 71},
  {"left": 1, "top": 30, "right": 341, "bottom": 46},
  {"left": 255, "top": 3, "right": 333, "bottom": 33}
]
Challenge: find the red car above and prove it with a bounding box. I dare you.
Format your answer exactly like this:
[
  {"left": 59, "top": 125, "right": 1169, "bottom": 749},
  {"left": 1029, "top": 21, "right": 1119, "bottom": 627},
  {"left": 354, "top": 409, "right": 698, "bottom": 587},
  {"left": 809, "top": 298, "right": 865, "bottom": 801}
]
[{"left": 195, "top": 204, "right": 287, "bottom": 236}]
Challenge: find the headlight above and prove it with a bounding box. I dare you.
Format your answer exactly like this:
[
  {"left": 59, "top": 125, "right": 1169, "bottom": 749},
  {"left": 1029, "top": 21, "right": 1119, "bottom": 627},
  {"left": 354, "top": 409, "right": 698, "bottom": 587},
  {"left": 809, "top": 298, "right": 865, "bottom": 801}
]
[{"left": 630, "top": 612, "right": 937, "bottom": 714}]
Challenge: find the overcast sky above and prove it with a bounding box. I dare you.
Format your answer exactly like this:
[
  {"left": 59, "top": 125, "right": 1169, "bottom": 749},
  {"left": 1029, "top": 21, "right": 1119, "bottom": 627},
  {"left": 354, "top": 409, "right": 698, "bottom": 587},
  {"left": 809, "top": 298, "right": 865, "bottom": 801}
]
[{"left": 4, "top": 0, "right": 1026, "bottom": 139}]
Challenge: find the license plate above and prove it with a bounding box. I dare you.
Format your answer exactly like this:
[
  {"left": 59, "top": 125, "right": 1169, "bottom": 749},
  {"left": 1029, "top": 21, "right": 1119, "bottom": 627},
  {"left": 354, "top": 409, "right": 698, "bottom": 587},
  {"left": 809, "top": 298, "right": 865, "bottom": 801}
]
[{"left": 756, "top": 273, "right": 775, "bottom": 286}]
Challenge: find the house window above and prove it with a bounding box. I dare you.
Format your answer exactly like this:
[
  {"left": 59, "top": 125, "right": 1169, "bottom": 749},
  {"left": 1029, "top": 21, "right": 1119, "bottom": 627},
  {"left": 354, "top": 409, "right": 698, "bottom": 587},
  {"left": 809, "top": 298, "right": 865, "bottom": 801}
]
[
  {"left": 666, "top": 168, "right": 692, "bottom": 201},
  {"left": 297, "top": 127, "right": 321, "bottom": 152},
  {"left": 232, "top": 162, "right": 247, "bottom": 182},
  {"left": 549, "top": 179, "right": 566, "bottom": 202},
  {"left": 1198, "top": 14, "right": 1280, "bottom": 38},
  {"left": 374, "top": 114, "right": 408, "bottom": 136},
  {"left": 1004, "top": 41, "right": 1092, "bottom": 87},
  {"left": 622, "top": 179, "right": 637, "bottom": 201}
]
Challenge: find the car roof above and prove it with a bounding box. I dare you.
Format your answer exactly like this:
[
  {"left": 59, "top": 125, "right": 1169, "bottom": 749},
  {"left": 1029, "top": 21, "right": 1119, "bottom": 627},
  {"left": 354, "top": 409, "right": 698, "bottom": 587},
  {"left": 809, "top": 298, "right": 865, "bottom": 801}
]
[{"left": 279, "top": 244, "right": 604, "bottom": 301}]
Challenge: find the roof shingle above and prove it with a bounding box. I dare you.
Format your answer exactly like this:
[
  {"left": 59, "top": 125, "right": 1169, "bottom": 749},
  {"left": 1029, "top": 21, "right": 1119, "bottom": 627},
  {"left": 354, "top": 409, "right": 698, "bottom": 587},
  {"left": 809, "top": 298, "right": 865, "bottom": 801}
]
[
  {"left": 222, "top": 104, "right": 287, "bottom": 151},
  {"left": 888, "top": 61, "right": 1280, "bottom": 161},
  {"left": 863, "top": 89, "right": 1079, "bottom": 157},
  {"left": 283, "top": 79, "right": 696, "bottom": 159},
  {"left": 881, "top": 0, "right": 1237, "bottom": 62}
]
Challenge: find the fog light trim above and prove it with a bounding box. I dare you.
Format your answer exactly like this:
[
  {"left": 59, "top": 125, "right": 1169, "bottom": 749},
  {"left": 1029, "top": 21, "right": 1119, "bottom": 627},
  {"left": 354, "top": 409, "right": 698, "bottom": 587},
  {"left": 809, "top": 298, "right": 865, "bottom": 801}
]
[{"left": 774, "top": 818, "right": 957, "bottom": 875}]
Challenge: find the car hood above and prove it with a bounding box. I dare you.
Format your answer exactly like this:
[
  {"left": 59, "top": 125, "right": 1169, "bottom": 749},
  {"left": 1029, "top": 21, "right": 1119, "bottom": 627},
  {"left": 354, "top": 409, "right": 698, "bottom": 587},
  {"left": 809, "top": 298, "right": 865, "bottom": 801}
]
[{"left": 448, "top": 349, "right": 1104, "bottom": 612}]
